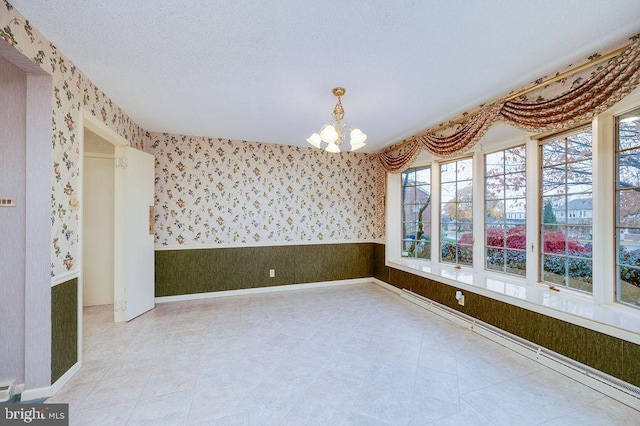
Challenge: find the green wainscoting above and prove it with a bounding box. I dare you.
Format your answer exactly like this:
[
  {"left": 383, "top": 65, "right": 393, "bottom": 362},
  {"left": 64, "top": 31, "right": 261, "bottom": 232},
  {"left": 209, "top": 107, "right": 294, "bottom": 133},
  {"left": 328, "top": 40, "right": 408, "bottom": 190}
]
[
  {"left": 51, "top": 278, "right": 77, "bottom": 383},
  {"left": 373, "top": 242, "right": 388, "bottom": 283},
  {"left": 372, "top": 243, "right": 640, "bottom": 388},
  {"left": 623, "top": 341, "right": 640, "bottom": 386},
  {"left": 155, "top": 242, "right": 374, "bottom": 297}
]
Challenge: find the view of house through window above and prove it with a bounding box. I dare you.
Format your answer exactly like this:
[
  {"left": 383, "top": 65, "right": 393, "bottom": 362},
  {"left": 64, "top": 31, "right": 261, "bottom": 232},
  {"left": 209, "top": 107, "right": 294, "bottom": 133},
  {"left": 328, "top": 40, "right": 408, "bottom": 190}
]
[
  {"left": 616, "top": 107, "right": 640, "bottom": 308},
  {"left": 440, "top": 158, "right": 473, "bottom": 266},
  {"left": 395, "top": 103, "right": 640, "bottom": 311},
  {"left": 485, "top": 145, "right": 527, "bottom": 276},
  {"left": 540, "top": 129, "right": 593, "bottom": 293},
  {"left": 401, "top": 166, "right": 431, "bottom": 259}
]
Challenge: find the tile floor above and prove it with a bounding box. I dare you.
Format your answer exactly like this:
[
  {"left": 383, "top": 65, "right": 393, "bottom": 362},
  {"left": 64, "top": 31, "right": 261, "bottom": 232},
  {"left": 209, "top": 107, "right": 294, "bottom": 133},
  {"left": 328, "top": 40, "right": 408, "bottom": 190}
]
[{"left": 47, "top": 283, "right": 640, "bottom": 425}]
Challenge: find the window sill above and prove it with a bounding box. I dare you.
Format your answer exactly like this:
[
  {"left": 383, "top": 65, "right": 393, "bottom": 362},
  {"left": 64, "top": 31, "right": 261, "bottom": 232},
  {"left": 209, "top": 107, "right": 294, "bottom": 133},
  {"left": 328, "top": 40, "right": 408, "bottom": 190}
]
[{"left": 387, "top": 258, "right": 640, "bottom": 345}]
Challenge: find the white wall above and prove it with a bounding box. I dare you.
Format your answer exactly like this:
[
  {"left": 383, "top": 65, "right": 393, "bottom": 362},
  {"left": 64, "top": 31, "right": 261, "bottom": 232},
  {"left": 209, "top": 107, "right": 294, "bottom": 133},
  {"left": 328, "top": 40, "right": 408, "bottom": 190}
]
[
  {"left": 0, "top": 57, "right": 27, "bottom": 385},
  {"left": 82, "top": 153, "right": 115, "bottom": 306},
  {"left": 0, "top": 45, "right": 52, "bottom": 389},
  {"left": 24, "top": 72, "right": 53, "bottom": 389}
]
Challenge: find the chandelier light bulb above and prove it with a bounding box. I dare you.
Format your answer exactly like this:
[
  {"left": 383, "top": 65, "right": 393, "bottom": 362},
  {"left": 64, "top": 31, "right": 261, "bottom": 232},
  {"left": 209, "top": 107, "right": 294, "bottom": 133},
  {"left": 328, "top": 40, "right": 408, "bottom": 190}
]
[
  {"left": 350, "top": 142, "right": 366, "bottom": 152},
  {"left": 306, "top": 133, "right": 322, "bottom": 148},
  {"left": 350, "top": 128, "right": 367, "bottom": 146},
  {"left": 325, "top": 142, "right": 340, "bottom": 153},
  {"left": 319, "top": 124, "right": 339, "bottom": 143}
]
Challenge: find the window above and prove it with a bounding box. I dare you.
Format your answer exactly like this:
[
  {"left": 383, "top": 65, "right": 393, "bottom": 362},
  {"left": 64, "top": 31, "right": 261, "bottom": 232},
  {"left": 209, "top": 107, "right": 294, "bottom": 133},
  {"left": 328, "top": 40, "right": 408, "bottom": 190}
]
[
  {"left": 440, "top": 158, "right": 473, "bottom": 266},
  {"left": 616, "top": 107, "right": 640, "bottom": 308},
  {"left": 401, "top": 166, "right": 431, "bottom": 259},
  {"left": 540, "top": 129, "right": 593, "bottom": 293},
  {"left": 485, "top": 145, "right": 527, "bottom": 276},
  {"left": 389, "top": 95, "right": 640, "bottom": 324}
]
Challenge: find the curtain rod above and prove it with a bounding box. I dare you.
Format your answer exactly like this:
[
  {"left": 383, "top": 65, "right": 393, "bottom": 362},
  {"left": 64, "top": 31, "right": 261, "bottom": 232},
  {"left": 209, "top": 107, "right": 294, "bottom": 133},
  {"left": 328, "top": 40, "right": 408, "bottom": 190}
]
[{"left": 384, "top": 41, "right": 632, "bottom": 153}]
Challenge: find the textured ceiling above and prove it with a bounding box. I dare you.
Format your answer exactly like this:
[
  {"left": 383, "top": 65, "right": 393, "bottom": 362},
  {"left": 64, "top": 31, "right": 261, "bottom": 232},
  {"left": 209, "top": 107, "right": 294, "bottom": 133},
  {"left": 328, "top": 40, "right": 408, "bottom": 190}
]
[{"left": 9, "top": 1, "right": 640, "bottom": 152}]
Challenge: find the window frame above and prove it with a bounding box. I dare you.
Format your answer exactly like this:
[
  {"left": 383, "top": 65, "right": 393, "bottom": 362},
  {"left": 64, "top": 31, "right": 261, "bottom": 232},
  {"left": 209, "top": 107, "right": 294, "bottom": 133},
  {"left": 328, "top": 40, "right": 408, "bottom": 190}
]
[
  {"left": 385, "top": 87, "right": 640, "bottom": 325},
  {"left": 538, "top": 126, "right": 594, "bottom": 294},
  {"left": 484, "top": 144, "right": 528, "bottom": 277},
  {"left": 438, "top": 156, "right": 474, "bottom": 267},
  {"left": 615, "top": 106, "right": 640, "bottom": 309},
  {"left": 400, "top": 165, "right": 432, "bottom": 260}
]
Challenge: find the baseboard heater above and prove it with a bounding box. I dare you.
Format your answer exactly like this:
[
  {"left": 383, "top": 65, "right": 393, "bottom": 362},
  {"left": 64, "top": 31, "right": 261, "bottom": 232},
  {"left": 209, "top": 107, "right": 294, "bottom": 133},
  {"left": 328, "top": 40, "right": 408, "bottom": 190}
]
[{"left": 399, "top": 288, "right": 640, "bottom": 412}]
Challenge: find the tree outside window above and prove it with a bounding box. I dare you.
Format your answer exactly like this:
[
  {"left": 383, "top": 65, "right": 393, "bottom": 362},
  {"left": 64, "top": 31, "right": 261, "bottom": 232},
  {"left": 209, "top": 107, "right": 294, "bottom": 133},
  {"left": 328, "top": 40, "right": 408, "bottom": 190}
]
[
  {"left": 440, "top": 158, "right": 473, "bottom": 266},
  {"left": 540, "top": 130, "right": 593, "bottom": 293},
  {"left": 616, "top": 107, "right": 640, "bottom": 308},
  {"left": 485, "top": 145, "right": 526, "bottom": 276},
  {"left": 396, "top": 103, "right": 640, "bottom": 311},
  {"left": 401, "top": 166, "right": 431, "bottom": 259}
]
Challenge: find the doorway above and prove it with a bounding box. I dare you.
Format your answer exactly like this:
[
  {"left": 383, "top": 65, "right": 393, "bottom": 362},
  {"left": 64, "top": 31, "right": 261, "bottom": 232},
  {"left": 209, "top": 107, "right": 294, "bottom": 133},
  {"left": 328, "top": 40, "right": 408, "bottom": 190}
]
[
  {"left": 82, "top": 130, "right": 115, "bottom": 307},
  {"left": 79, "top": 110, "right": 155, "bottom": 341},
  {"left": 79, "top": 112, "right": 128, "bottom": 340}
]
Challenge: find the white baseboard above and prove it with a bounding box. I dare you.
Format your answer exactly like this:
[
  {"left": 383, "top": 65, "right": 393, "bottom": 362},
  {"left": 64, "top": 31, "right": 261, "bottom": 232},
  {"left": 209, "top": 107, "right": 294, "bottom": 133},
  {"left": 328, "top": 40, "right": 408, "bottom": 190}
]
[
  {"left": 20, "top": 362, "right": 81, "bottom": 401},
  {"left": 370, "top": 278, "right": 402, "bottom": 295},
  {"left": 155, "top": 278, "right": 374, "bottom": 303}
]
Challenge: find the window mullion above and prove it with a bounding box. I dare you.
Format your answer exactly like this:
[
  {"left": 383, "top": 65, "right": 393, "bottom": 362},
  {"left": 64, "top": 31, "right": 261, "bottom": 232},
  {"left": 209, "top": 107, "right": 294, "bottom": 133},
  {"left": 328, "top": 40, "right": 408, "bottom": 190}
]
[
  {"left": 431, "top": 160, "right": 441, "bottom": 262},
  {"left": 473, "top": 152, "right": 484, "bottom": 274},
  {"left": 526, "top": 138, "right": 540, "bottom": 286},
  {"left": 593, "top": 113, "right": 615, "bottom": 305}
]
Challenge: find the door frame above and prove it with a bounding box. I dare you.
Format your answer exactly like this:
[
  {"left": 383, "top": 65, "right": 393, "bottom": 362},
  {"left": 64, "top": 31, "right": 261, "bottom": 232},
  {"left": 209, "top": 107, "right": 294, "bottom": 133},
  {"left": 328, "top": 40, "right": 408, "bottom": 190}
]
[{"left": 78, "top": 110, "right": 128, "bottom": 365}]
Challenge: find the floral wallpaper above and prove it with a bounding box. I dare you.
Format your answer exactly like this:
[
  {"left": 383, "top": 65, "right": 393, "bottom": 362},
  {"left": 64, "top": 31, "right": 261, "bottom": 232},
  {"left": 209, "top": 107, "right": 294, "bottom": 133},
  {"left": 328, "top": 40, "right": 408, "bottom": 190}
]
[
  {"left": 1, "top": 1, "right": 144, "bottom": 277},
  {"left": 9, "top": 0, "right": 633, "bottom": 278},
  {"left": 2, "top": 1, "right": 384, "bottom": 279},
  {"left": 145, "top": 132, "right": 383, "bottom": 247}
]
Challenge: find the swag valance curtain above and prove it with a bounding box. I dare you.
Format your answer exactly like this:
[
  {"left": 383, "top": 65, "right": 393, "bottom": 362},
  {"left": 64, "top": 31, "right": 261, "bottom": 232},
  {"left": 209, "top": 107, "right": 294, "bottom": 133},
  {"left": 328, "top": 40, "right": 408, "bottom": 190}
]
[{"left": 377, "top": 35, "right": 640, "bottom": 173}]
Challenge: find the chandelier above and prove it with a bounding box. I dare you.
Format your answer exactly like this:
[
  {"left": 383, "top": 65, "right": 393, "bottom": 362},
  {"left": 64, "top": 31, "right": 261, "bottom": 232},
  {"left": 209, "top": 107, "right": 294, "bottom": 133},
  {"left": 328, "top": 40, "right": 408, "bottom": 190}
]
[{"left": 306, "top": 87, "right": 367, "bottom": 153}]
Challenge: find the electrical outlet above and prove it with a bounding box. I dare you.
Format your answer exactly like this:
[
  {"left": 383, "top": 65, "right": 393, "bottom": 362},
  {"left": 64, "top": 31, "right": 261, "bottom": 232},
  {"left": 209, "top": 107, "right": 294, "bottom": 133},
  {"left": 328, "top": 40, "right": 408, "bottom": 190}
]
[
  {"left": 455, "top": 290, "right": 465, "bottom": 306},
  {"left": 269, "top": 269, "right": 275, "bottom": 278}
]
